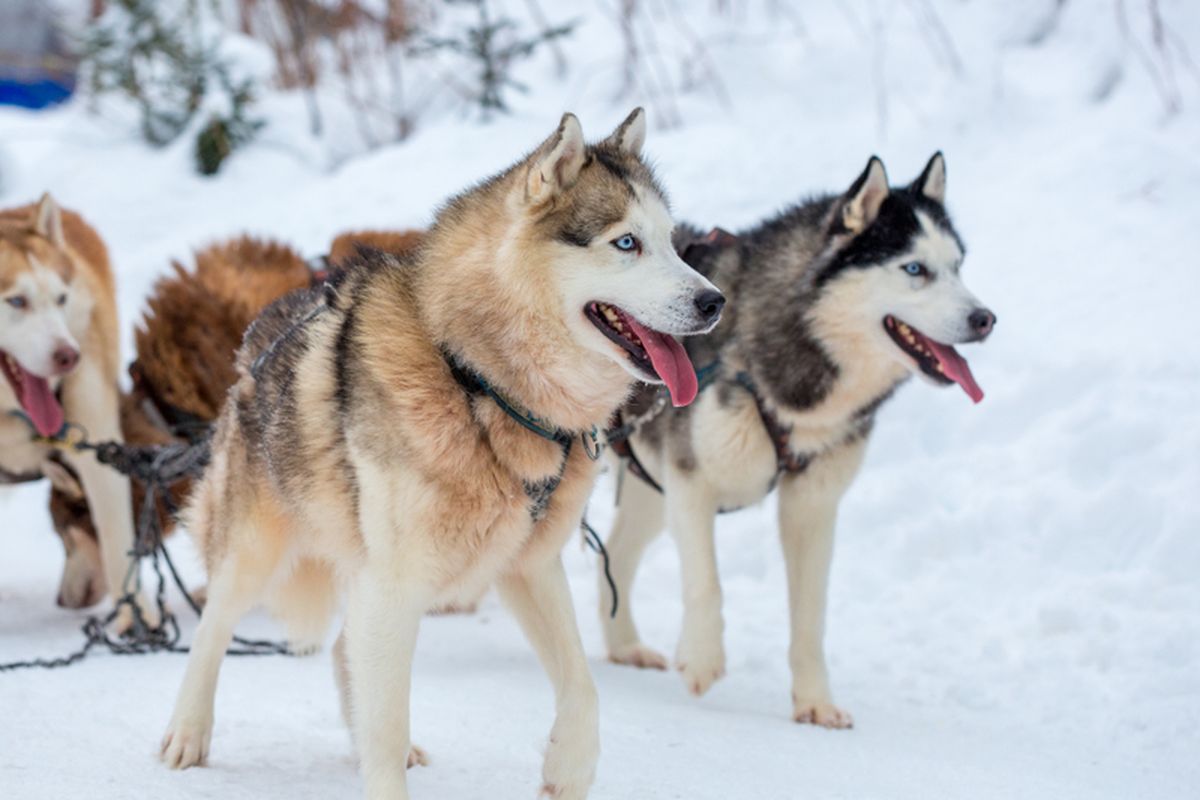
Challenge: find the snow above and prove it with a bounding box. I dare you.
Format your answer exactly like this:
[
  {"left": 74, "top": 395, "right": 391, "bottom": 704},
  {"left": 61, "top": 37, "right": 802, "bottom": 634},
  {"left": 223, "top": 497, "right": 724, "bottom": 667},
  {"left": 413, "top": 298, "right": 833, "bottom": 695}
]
[{"left": 1, "top": 2, "right": 1198, "bottom": 798}]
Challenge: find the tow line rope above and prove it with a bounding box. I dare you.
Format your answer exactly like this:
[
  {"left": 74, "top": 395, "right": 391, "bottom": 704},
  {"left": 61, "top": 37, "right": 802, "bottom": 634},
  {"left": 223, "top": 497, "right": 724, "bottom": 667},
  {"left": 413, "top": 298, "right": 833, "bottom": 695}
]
[{"left": 0, "top": 415, "right": 290, "bottom": 674}]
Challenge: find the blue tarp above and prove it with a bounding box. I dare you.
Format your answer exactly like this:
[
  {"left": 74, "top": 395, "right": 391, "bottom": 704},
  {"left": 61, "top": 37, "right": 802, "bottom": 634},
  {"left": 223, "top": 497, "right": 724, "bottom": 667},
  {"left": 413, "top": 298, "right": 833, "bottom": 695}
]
[
  {"left": 0, "top": 75, "right": 75, "bottom": 109},
  {"left": 1, "top": 0, "right": 76, "bottom": 110}
]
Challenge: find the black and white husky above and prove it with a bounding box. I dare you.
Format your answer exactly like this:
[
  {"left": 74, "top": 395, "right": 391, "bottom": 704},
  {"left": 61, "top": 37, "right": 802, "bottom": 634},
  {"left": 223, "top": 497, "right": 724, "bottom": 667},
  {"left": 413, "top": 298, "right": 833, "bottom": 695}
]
[{"left": 598, "top": 153, "right": 995, "bottom": 727}]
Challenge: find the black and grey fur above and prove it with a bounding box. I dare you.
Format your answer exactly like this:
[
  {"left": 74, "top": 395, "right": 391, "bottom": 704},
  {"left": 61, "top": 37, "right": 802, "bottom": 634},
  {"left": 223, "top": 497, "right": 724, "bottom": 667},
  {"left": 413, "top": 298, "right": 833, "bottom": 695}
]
[{"left": 599, "top": 153, "right": 996, "bottom": 727}]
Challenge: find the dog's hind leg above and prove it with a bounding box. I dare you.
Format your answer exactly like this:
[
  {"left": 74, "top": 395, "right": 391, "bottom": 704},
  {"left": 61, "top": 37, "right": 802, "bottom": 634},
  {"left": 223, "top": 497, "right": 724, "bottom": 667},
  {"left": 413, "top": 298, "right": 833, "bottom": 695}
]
[
  {"left": 499, "top": 556, "right": 599, "bottom": 800},
  {"left": 161, "top": 495, "right": 288, "bottom": 769},
  {"left": 600, "top": 463, "right": 669, "bottom": 670},
  {"left": 777, "top": 438, "right": 866, "bottom": 730},
  {"left": 265, "top": 557, "right": 338, "bottom": 655}
]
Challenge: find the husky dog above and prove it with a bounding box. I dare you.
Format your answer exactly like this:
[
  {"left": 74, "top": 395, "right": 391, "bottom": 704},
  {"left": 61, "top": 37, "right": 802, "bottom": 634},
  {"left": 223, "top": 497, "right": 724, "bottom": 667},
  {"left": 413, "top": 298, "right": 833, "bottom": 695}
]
[
  {"left": 598, "top": 154, "right": 995, "bottom": 727},
  {"left": 0, "top": 195, "right": 148, "bottom": 626},
  {"left": 45, "top": 235, "right": 329, "bottom": 606},
  {"left": 160, "top": 110, "right": 724, "bottom": 800}
]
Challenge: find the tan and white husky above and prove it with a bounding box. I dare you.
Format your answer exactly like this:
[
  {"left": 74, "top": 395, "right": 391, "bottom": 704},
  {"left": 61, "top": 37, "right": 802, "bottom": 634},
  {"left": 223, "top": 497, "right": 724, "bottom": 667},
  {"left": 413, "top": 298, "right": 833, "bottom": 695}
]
[
  {"left": 159, "top": 110, "right": 724, "bottom": 800},
  {"left": 598, "top": 154, "right": 995, "bottom": 728},
  {"left": 0, "top": 195, "right": 144, "bottom": 625}
]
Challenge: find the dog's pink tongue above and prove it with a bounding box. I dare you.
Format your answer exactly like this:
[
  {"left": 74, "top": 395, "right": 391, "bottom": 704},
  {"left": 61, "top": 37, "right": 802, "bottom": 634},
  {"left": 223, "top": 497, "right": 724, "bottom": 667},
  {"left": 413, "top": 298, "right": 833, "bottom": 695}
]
[
  {"left": 623, "top": 317, "right": 699, "bottom": 407},
  {"left": 20, "top": 369, "right": 65, "bottom": 437},
  {"left": 926, "top": 340, "right": 984, "bottom": 404}
]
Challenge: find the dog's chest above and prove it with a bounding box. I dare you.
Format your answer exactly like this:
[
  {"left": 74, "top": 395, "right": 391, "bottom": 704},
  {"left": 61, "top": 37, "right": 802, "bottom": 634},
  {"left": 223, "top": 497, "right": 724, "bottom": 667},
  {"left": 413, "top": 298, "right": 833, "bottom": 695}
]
[
  {"left": 0, "top": 415, "right": 50, "bottom": 475},
  {"left": 688, "top": 391, "right": 781, "bottom": 507}
]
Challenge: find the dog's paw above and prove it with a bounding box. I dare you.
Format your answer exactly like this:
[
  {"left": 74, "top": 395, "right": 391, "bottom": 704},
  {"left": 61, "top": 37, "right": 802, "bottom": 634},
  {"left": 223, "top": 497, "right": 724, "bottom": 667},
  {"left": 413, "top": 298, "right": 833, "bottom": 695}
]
[
  {"left": 792, "top": 698, "right": 853, "bottom": 729},
  {"left": 675, "top": 637, "right": 725, "bottom": 696},
  {"left": 286, "top": 636, "right": 325, "bottom": 657},
  {"left": 608, "top": 642, "right": 668, "bottom": 670},
  {"left": 160, "top": 714, "right": 213, "bottom": 769},
  {"left": 407, "top": 745, "right": 430, "bottom": 769},
  {"left": 540, "top": 781, "right": 591, "bottom": 800},
  {"left": 429, "top": 600, "right": 478, "bottom": 616},
  {"left": 540, "top": 718, "right": 598, "bottom": 800},
  {"left": 112, "top": 593, "right": 163, "bottom": 635}
]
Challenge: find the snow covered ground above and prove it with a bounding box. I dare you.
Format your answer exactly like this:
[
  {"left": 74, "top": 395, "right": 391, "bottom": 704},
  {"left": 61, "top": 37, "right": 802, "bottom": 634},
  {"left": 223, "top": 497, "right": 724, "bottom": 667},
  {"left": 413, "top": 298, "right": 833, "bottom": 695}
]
[{"left": 2, "top": 2, "right": 1198, "bottom": 798}]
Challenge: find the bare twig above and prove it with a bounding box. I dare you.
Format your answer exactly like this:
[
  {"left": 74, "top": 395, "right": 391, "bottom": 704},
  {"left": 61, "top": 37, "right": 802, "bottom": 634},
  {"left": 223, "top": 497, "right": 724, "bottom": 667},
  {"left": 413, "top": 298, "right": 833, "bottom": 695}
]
[{"left": 904, "top": 0, "right": 964, "bottom": 76}]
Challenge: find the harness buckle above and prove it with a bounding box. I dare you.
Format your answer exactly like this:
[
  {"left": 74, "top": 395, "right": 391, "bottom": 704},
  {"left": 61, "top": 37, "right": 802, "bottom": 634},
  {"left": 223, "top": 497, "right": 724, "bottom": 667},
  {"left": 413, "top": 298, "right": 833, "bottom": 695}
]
[{"left": 581, "top": 427, "right": 603, "bottom": 461}]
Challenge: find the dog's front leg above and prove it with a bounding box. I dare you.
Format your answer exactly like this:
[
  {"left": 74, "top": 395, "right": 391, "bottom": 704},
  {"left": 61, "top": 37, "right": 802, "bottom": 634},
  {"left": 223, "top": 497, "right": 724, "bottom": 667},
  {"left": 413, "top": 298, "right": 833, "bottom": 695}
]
[
  {"left": 345, "top": 569, "right": 427, "bottom": 800},
  {"left": 665, "top": 470, "right": 725, "bottom": 696},
  {"left": 499, "top": 556, "right": 599, "bottom": 800},
  {"left": 58, "top": 362, "right": 156, "bottom": 630},
  {"left": 777, "top": 438, "right": 866, "bottom": 729}
]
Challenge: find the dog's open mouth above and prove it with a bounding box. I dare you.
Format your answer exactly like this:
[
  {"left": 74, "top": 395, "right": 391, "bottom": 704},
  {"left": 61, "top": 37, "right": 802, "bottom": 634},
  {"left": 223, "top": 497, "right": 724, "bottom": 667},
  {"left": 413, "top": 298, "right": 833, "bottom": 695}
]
[
  {"left": 1, "top": 350, "right": 65, "bottom": 436},
  {"left": 883, "top": 316, "right": 984, "bottom": 404},
  {"left": 586, "top": 302, "right": 698, "bottom": 407}
]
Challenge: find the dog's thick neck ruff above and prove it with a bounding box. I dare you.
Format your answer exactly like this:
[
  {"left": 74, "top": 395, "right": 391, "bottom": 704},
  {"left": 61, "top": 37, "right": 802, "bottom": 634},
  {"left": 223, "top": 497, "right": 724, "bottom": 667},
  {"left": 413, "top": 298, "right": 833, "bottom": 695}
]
[
  {"left": 416, "top": 185, "right": 638, "bottom": 436},
  {"left": 442, "top": 348, "right": 598, "bottom": 448},
  {"left": 442, "top": 348, "right": 601, "bottom": 520}
]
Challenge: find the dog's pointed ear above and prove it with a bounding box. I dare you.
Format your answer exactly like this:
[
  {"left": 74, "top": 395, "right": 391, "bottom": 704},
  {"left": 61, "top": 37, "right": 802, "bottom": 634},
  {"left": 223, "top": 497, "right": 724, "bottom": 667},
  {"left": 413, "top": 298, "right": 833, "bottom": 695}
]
[
  {"left": 910, "top": 151, "right": 946, "bottom": 203},
  {"left": 603, "top": 107, "right": 646, "bottom": 156},
  {"left": 526, "top": 113, "right": 587, "bottom": 206},
  {"left": 840, "top": 156, "right": 889, "bottom": 233},
  {"left": 32, "top": 193, "right": 66, "bottom": 246}
]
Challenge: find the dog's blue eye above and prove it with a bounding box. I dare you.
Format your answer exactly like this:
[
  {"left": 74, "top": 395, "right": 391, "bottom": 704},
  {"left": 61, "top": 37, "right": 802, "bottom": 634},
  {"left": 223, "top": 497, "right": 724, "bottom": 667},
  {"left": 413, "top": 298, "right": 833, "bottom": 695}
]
[
  {"left": 56, "top": 294, "right": 67, "bottom": 306},
  {"left": 903, "top": 262, "right": 926, "bottom": 277},
  {"left": 6, "top": 296, "right": 27, "bottom": 310},
  {"left": 612, "top": 234, "right": 639, "bottom": 253}
]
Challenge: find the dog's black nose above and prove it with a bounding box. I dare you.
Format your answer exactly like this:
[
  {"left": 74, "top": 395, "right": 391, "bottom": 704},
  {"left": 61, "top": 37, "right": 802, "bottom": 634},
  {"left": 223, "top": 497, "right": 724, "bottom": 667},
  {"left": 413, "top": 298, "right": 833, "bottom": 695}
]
[
  {"left": 694, "top": 289, "right": 726, "bottom": 324},
  {"left": 968, "top": 308, "right": 996, "bottom": 339}
]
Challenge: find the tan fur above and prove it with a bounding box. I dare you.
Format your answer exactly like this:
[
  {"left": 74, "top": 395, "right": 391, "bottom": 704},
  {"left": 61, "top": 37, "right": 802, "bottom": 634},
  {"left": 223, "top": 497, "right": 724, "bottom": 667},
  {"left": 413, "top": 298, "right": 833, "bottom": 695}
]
[
  {"left": 47, "top": 391, "right": 185, "bottom": 607},
  {"left": 328, "top": 229, "right": 424, "bottom": 268},
  {"left": 0, "top": 196, "right": 151, "bottom": 627},
  {"left": 161, "top": 111, "right": 716, "bottom": 799},
  {"left": 134, "top": 236, "right": 312, "bottom": 421}
]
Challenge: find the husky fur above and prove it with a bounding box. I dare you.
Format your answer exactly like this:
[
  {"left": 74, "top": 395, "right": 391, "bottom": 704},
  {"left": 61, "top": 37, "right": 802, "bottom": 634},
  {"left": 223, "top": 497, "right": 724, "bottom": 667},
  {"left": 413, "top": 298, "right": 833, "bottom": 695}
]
[
  {"left": 49, "top": 232, "right": 425, "bottom": 605},
  {"left": 598, "top": 154, "right": 995, "bottom": 727},
  {"left": 160, "top": 110, "right": 723, "bottom": 799},
  {"left": 0, "top": 195, "right": 149, "bottom": 626},
  {"left": 328, "top": 229, "right": 424, "bottom": 269}
]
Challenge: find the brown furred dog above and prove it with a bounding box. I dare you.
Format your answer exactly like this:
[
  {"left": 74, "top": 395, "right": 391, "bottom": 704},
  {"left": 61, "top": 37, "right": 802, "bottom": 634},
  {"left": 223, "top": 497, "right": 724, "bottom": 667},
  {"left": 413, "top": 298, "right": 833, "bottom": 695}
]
[
  {"left": 49, "top": 232, "right": 423, "bottom": 605},
  {"left": 0, "top": 194, "right": 151, "bottom": 627}
]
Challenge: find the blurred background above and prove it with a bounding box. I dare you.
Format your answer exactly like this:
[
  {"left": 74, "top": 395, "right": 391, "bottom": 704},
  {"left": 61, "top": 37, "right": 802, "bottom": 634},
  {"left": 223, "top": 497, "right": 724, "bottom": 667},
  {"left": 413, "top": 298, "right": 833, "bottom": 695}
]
[{"left": 0, "top": 2, "right": 1197, "bottom": 799}]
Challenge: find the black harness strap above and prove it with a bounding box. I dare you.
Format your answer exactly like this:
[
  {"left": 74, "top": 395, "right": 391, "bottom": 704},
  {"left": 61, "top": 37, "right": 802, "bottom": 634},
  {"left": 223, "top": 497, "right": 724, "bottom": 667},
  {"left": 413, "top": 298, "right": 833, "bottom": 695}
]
[
  {"left": 444, "top": 352, "right": 619, "bottom": 614},
  {"left": 443, "top": 352, "right": 579, "bottom": 522},
  {"left": 608, "top": 413, "right": 664, "bottom": 494},
  {"left": 611, "top": 367, "right": 811, "bottom": 500},
  {"left": 732, "top": 371, "right": 811, "bottom": 478}
]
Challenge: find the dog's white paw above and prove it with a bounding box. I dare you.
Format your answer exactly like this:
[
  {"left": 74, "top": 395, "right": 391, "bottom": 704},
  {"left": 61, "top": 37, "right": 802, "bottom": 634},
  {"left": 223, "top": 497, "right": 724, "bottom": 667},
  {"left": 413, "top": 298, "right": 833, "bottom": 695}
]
[
  {"left": 160, "top": 713, "right": 213, "bottom": 769},
  {"left": 675, "top": 636, "right": 725, "bottom": 696},
  {"left": 540, "top": 717, "right": 598, "bottom": 800},
  {"left": 407, "top": 745, "right": 430, "bottom": 769},
  {"left": 286, "top": 636, "right": 324, "bottom": 657},
  {"left": 792, "top": 697, "right": 853, "bottom": 729},
  {"left": 608, "top": 642, "right": 668, "bottom": 670},
  {"left": 111, "top": 594, "right": 162, "bottom": 636}
]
